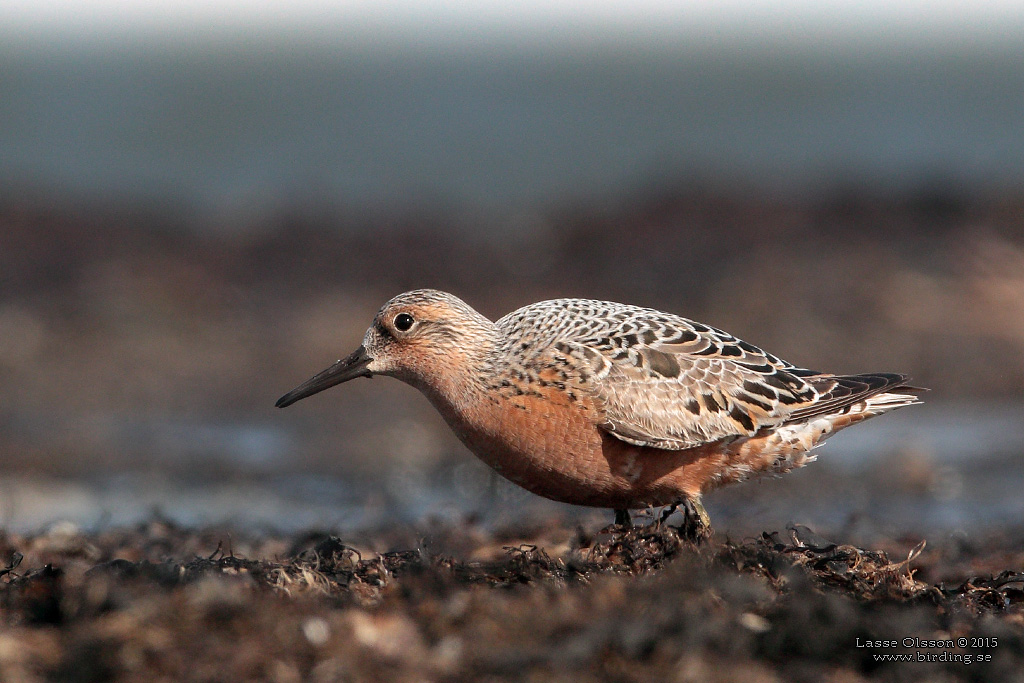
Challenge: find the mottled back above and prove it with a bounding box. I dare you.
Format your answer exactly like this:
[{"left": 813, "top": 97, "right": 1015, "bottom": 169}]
[{"left": 495, "top": 299, "right": 907, "bottom": 450}]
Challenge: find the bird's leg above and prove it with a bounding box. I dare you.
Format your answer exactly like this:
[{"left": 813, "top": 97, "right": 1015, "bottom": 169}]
[
  {"left": 691, "top": 499, "right": 710, "bottom": 529},
  {"left": 680, "top": 498, "right": 712, "bottom": 542},
  {"left": 658, "top": 504, "right": 679, "bottom": 527},
  {"left": 613, "top": 509, "right": 632, "bottom": 527}
]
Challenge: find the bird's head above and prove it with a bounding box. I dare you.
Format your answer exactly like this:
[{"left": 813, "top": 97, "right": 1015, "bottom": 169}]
[{"left": 276, "top": 289, "right": 495, "bottom": 408}]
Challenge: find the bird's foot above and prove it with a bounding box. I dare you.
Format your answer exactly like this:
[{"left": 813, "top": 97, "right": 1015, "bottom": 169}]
[{"left": 679, "top": 499, "right": 712, "bottom": 543}]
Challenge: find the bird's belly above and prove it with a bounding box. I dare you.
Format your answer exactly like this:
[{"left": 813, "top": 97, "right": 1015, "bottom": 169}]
[{"left": 433, "top": 391, "right": 713, "bottom": 509}]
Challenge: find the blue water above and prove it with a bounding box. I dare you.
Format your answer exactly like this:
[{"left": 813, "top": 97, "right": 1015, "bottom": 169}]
[{"left": 2, "top": 44, "right": 1024, "bottom": 215}]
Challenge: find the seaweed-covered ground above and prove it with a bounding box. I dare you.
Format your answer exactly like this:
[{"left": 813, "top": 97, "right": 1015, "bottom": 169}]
[{"left": 1, "top": 519, "right": 1022, "bottom": 682}]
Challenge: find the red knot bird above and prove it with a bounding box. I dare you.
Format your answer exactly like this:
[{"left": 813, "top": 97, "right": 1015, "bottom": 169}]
[{"left": 276, "top": 289, "right": 921, "bottom": 531}]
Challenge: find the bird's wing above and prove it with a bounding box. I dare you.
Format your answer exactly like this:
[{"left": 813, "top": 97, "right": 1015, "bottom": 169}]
[{"left": 550, "top": 313, "right": 903, "bottom": 450}]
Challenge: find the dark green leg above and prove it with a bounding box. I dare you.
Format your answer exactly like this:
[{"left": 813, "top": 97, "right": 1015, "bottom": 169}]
[
  {"left": 658, "top": 503, "right": 679, "bottom": 525},
  {"left": 680, "top": 498, "right": 712, "bottom": 542}
]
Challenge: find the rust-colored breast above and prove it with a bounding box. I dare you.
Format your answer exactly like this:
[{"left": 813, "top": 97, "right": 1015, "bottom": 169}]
[{"left": 436, "top": 384, "right": 734, "bottom": 509}]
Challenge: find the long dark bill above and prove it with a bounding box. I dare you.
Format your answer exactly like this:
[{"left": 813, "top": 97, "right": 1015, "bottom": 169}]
[{"left": 275, "top": 345, "right": 373, "bottom": 408}]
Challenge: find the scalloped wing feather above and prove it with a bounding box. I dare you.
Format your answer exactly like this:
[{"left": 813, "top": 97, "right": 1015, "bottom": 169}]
[
  {"left": 498, "top": 299, "right": 913, "bottom": 451},
  {"left": 548, "top": 315, "right": 821, "bottom": 449}
]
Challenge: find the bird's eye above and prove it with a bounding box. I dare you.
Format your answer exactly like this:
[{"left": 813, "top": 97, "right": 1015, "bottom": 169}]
[{"left": 394, "top": 313, "right": 414, "bottom": 332}]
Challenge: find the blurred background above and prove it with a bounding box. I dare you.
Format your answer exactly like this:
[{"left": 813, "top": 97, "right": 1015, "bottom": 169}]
[{"left": 2, "top": 1, "right": 1023, "bottom": 542}]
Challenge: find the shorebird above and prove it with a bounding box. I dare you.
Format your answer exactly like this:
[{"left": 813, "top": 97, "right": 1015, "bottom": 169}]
[{"left": 277, "top": 289, "right": 920, "bottom": 531}]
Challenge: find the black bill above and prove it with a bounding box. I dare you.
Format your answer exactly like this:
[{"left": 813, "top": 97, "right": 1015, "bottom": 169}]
[{"left": 275, "top": 345, "right": 373, "bottom": 408}]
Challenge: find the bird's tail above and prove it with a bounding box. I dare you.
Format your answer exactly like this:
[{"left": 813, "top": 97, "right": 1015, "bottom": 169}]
[
  {"left": 709, "top": 376, "right": 923, "bottom": 491},
  {"left": 783, "top": 372, "right": 922, "bottom": 424},
  {"left": 818, "top": 384, "right": 923, "bottom": 433}
]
